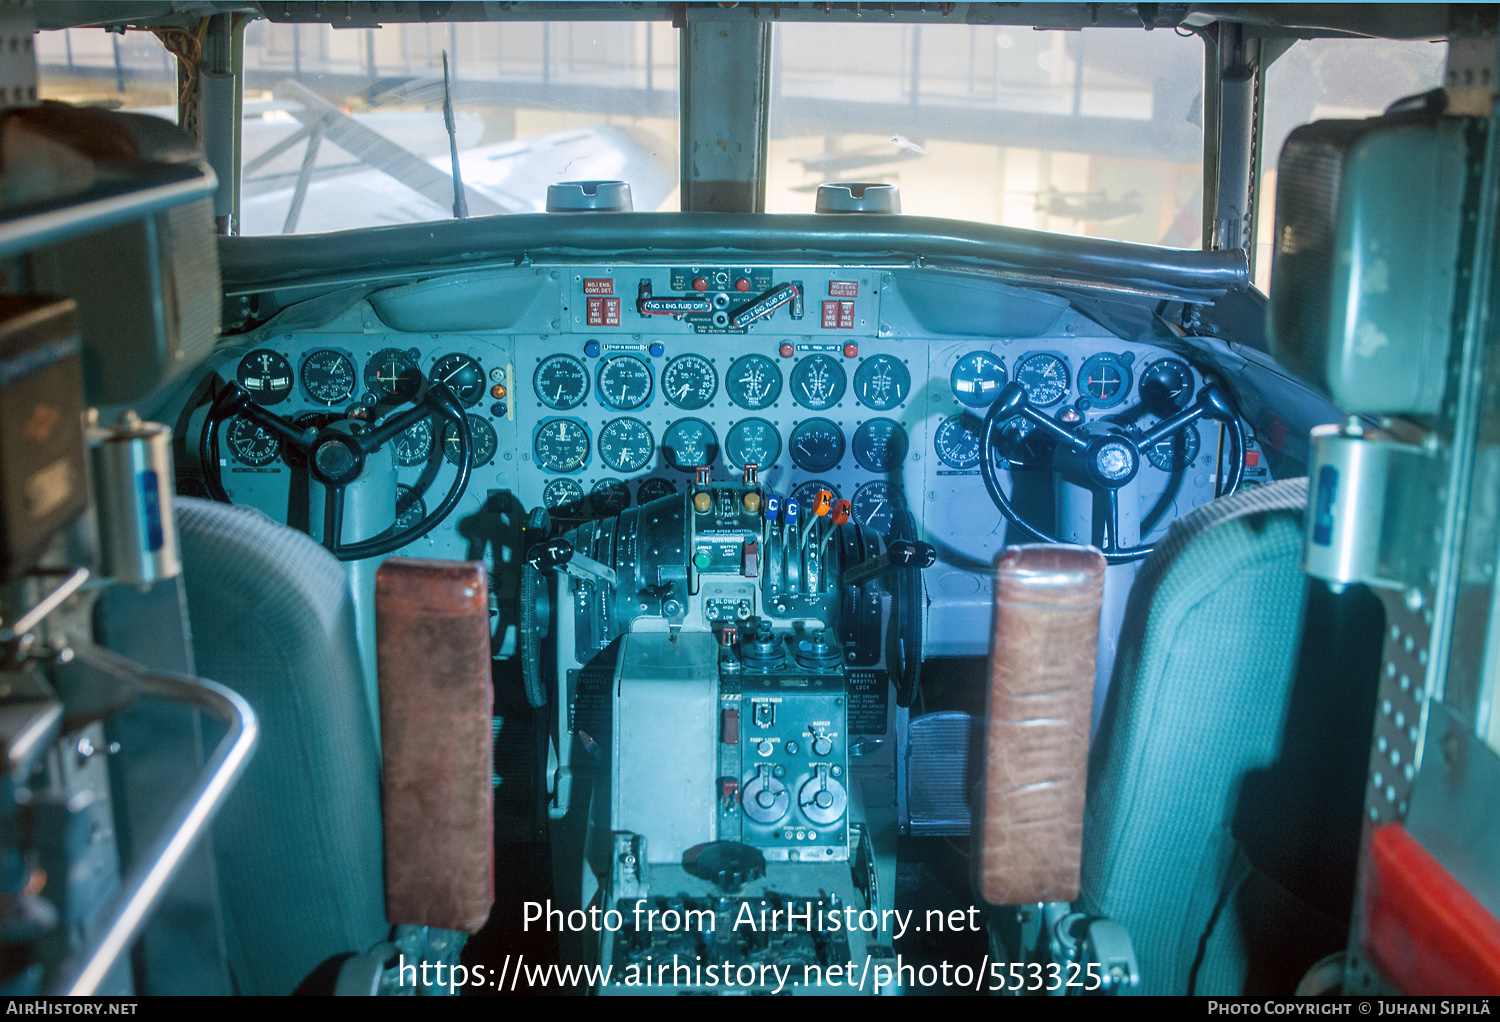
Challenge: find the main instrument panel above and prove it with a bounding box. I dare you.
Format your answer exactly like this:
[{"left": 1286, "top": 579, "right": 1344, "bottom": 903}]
[{"left": 201, "top": 262, "right": 1270, "bottom": 655}]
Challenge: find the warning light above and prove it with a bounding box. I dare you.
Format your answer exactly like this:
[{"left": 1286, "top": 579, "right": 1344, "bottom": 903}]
[
  {"left": 692, "top": 277, "right": 709, "bottom": 292},
  {"left": 490, "top": 384, "right": 507, "bottom": 399},
  {"left": 1245, "top": 450, "right": 1261, "bottom": 466},
  {"left": 779, "top": 342, "right": 795, "bottom": 358},
  {"left": 843, "top": 342, "right": 859, "bottom": 358},
  {"left": 735, "top": 277, "right": 752, "bottom": 292}
]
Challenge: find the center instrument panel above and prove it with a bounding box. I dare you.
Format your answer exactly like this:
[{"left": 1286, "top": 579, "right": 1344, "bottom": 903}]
[{"left": 204, "top": 263, "right": 1270, "bottom": 656}]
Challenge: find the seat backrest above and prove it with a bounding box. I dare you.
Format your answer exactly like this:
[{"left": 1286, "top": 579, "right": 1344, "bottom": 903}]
[
  {"left": 175, "top": 497, "right": 388, "bottom": 994},
  {"left": 1080, "top": 478, "right": 1381, "bottom": 995}
]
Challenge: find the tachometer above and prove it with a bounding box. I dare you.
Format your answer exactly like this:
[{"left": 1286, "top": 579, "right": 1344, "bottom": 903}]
[
  {"left": 725, "top": 354, "right": 782, "bottom": 410},
  {"left": 1014, "top": 353, "right": 1071, "bottom": 407},
  {"left": 851, "top": 481, "right": 904, "bottom": 535},
  {"left": 724, "top": 418, "right": 782, "bottom": 470},
  {"left": 443, "top": 414, "right": 499, "bottom": 467},
  {"left": 364, "top": 347, "right": 422, "bottom": 403},
  {"left": 1078, "top": 353, "right": 1132, "bottom": 409},
  {"left": 789, "top": 418, "right": 845, "bottom": 473},
  {"left": 596, "top": 355, "right": 653, "bottom": 411},
  {"left": 854, "top": 355, "right": 911, "bottom": 411},
  {"left": 852, "top": 418, "right": 908, "bottom": 472},
  {"left": 597, "top": 417, "right": 655, "bottom": 473},
  {"left": 636, "top": 478, "right": 677, "bottom": 504},
  {"left": 236, "top": 349, "right": 294, "bottom": 405},
  {"left": 589, "top": 479, "right": 631, "bottom": 517},
  {"left": 661, "top": 354, "right": 717, "bottom": 410},
  {"left": 933, "top": 414, "right": 982, "bottom": 469},
  {"left": 394, "top": 417, "right": 434, "bottom": 466},
  {"left": 532, "top": 418, "right": 591, "bottom": 473},
  {"left": 661, "top": 418, "right": 719, "bottom": 471},
  {"left": 1140, "top": 358, "right": 1194, "bottom": 417},
  {"left": 949, "top": 351, "right": 1007, "bottom": 408},
  {"left": 790, "top": 355, "right": 846, "bottom": 410},
  {"left": 430, "top": 353, "right": 486, "bottom": 408},
  {"left": 300, "top": 349, "right": 356, "bottom": 405},
  {"left": 534, "top": 354, "right": 590, "bottom": 410},
  {"left": 1145, "top": 422, "right": 1201, "bottom": 471},
  {"left": 225, "top": 416, "right": 281, "bottom": 466}
]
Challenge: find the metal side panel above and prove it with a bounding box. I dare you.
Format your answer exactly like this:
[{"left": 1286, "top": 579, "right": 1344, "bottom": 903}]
[{"left": 612, "top": 631, "right": 718, "bottom": 864}]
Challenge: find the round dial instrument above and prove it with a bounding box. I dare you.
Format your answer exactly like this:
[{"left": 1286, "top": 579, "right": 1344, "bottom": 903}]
[
  {"left": 661, "top": 354, "right": 717, "bottom": 410},
  {"left": 851, "top": 481, "right": 903, "bottom": 534},
  {"left": 852, "top": 418, "right": 908, "bottom": 473},
  {"left": 236, "top": 349, "right": 294, "bottom": 405},
  {"left": 636, "top": 477, "right": 677, "bottom": 504},
  {"left": 933, "top": 414, "right": 983, "bottom": 469},
  {"left": 725, "top": 354, "right": 782, "bottom": 410},
  {"left": 1078, "top": 353, "right": 1131, "bottom": 408},
  {"left": 532, "top": 418, "right": 591, "bottom": 473},
  {"left": 543, "top": 478, "right": 585, "bottom": 514},
  {"left": 1140, "top": 358, "right": 1194, "bottom": 416},
  {"left": 1014, "top": 353, "right": 1071, "bottom": 407},
  {"left": 950, "top": 351, "right": 1008, "bottom": 408},
  {"left": 790, "top": 355, "right": 846, "bottom": 410},
  {"left": 596, "top": 355, "right": 653, "bottom": 411},
  {"left": 534, "top": 354, "right": 590, "bottom": 410},
  {"left": 589, "top": 479, "right": 631, "bottom": 517},
  {"left": 724, "top": 418, "right": 782, "bottom": 470},
  {"left": 1145, "top": 422, "right": 1201, "bottom": 471},
  {"left": 226, "top": 416, "right": 281, "bottom": 466},
  {"left": 995, "top": 417, "right": 1055, "bottom": 469},
  {"left": 789, "top": 418, "right": 845, "bottom": 473},
  {"left": 430, "top": 353, "right": 486, "bottom": 407},
  {"left": 394, "top": 417, "right": 434, "bottom": 466},
  {"left": 854, "top": 355, "right": 911, "bottom": 411},
  {"left": 661, "top": 418, "right": 719, "bottom": 471},
  {"left": 597, "top": 417, "right": 655, "bottom": 474},
  {"left": 443, "top": 414, "right": 499, "bottom": 467},
  {"left": 791, "top": 480, "right": 840, "bottom": 511},
  {"left": 300, "top": 349, "right": 356, "bottom": 405},
  {"left": 395, "top": 484, "right": 426, "bottom": 531},
  {"left": 364, "top": 348, "right": 422, "bottom": 403}
]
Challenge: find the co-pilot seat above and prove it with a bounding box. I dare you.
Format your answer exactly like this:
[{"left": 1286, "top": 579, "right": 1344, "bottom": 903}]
[{"left": 175, "top": 498, "right": 387, "bottom": 994}]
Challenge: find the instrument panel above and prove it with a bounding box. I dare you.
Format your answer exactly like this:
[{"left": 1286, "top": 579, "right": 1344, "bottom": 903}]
[{"left": 201, "top": 262, "right": 1270, "bottom": 649}]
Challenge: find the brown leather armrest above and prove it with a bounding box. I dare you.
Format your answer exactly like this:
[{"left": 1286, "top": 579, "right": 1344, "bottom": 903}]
[
  {"left": 978, "top": 544, "right": 1105, "bottom": 906},
  {"left": 376, "top": 558, "right": 494, "bottom": 933}
]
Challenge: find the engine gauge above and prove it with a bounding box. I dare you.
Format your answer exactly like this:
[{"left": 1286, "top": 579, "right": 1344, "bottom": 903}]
[
  {"left": 226, "top": 416, "right": 281, "bottom": 466},
  {"left": 532, "top": 418, "right": 591, "bottom": 473},
  {"left": 430, "top": 353, "right": 486, "bottom": 407},
  {"left": 636, "top": 478, "right": 677, "bottom": 504},
  {"left": 364, "top": 348, "right": 422, "bottom": 403},
  {"left": 543, "top": 478, "right": 585, "bottom": 514},
  {"left": 791, "top": 480, "right": 841, "bottom": 509},
  {"left": 852, "top": 418, "right": 908, "bottom": 473},
  {"left": 851, "top": 481, "right": 904, "bottom": 535},
  {"left": 597, "top": 417, "right": 655, "bottom": 473},
  {"left": 661, "top": 418, "right": 719, "bottom": 471},
  {"left": 395, "top": 484, "right": 426, "bottom": 530},
  {"left": 236, "top": 349, "right": 294, "bottom": 405},
  {"left": 661, "top": 354, "right": 717, "bottom": 410},
  {"left": 724, "top": 418, "right": 782, "bottom": 470},
  {"left": 854, "top": 354, "right": 911, "bottom": 411},
  {"left": 394, "top": 417, "right": 434, "bottom": 466},
  {"left": 1140, "top": 358, "right": 1194, "bottom": 416},
  {"left": 790, "top": 354, "right": 846, "bottom": 410},
  {"left": 725, "top": 354, "right": 783, "bottom": 410},
  {"left": 1145, "top": 422, "right": 1201, "bottom": 471},
  {"left": 300, "top": 349, "right": 356, "bottom": 405},
  {"left": 995, "top": 417, "right": 1056, "bottom": 469},
  {"left": 949, "top": 351, "right": 1008, "bottom": 408},
  {"left": 534, "top": 354, "right": 590, "bottom": 410},
  {"left": 789, "top": 418, "right": 845, "bottom": 473},
  {"left": 1014, "top": 353, "right": 1071, "bottom": 407},
  {"left": 589, "top": 479, "right": 631, "bottom": 517},
  {"left": 1078, "top": 353, "right": 1132, "bottom": 409},
  {"left": 933, "top": 414, "right": 983, "bottom": 469},
  {"left": 443, "top": 414, "right": 499, "bottom": 467},
  {"left": 596, "top": 355, "right": 653, "bottom": 411}
]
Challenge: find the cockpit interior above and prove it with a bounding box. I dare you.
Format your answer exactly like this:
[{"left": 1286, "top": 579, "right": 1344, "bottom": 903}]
[{"left": 0, "top": 0, "right": 1495, "bottom": 999}]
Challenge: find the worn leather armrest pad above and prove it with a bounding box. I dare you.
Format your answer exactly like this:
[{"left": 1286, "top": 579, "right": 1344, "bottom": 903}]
[
  {"left": 979, "top": 544, "right": 1105, "bottom": 906},
  {"left": 377, "top": 557, "right": 494, "bottom": 933}
]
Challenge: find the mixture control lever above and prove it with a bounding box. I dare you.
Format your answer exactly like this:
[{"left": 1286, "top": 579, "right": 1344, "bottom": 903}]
[
  {"left": 525, "top": 538, "right": 619, "bottom": 588},
  {"left": 841, "top": 539, "right": 936, "bottom": 588}
]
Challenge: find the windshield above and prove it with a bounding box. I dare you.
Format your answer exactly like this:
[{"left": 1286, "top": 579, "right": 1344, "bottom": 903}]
[{"left": 767, "top": 23, "right": 1205, "bottom": 247}]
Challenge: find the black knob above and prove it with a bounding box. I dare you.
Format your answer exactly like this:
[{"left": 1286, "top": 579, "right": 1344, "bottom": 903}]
[{"left": 683, "top": 841, "right": 766, "bottom": 893}]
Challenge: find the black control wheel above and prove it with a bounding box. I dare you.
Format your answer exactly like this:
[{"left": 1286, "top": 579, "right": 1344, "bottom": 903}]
[
  {"left": 979, "top": 380, "right": 1245, "bottom": 565},
  {"left": 517, "top": 506, "right": 552, "bottom": 709},
  {"left": 201, "top": 379, "right": 473, "bottom": 561}
]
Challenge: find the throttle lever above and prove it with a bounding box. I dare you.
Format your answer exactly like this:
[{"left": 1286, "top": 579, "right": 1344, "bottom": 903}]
[
  {"left": 841, "top": 540, "right": 936, "bottom": 588},
  {"left": 525, "top": 539, "right": 619, "bottom": 588}
]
